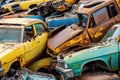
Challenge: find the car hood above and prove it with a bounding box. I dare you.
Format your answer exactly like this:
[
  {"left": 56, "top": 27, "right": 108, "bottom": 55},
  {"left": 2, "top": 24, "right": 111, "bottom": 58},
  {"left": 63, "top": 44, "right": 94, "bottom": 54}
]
[
  {"left": 0, "top": 42, "right": 20, "bottom": 58},
  {"left": 2, "top": 2, "right": 18, "bottom": 7},
  {"left": 3, "top": 11, "right": 28, "bottom": 18},
  {"left": 64, "top": 43, "right": 117, "bottom": 64},
  {"left": 47, "top": 24, "right": 84, "bottom": 51}
]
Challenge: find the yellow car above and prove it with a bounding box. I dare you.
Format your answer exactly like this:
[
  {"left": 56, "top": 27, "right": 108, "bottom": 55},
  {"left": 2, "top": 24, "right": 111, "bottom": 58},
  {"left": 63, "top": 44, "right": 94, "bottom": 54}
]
[
  {"left": 2, "top": 0, "right": 50, "bottom": 12},
  {"left": 0, "top": 18, "right": 49, "bottom": 76},
  {"left": 52, "top": 0, "right": 76, "bottom": 12}
]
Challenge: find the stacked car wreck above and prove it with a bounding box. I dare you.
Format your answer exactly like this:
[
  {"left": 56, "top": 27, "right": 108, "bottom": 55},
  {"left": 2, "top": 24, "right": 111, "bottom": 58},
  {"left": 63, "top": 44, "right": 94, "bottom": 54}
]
[
  {"left": 0, "top": 18, "right": 49, "bottom": 76},
  {"left": 55, "top": 22, "right": 120, "bottom": 80},
  {"left": 52, "top": 0, "right": 120, "bottom": 79},
  {"left": 27, "top": 0, "right": 120, "bottom": 79},
  {"left": 47, "top": 0, "right": 120, "bottom": 57},
  {"left": 47, "top": 0, "right": 120, "bottom": 79},
  {"left": 0, "top": 0, "right": 120, "bottom": 80}
]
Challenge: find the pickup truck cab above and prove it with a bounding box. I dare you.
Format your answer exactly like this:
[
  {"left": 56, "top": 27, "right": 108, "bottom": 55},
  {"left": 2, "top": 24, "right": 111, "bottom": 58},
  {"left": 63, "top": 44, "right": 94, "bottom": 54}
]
[
  {"left": 47, "top": 0, "right": 120, "bottom": 57},
  {"left": 0, "top": 18, "right": 49, "bottom": 76},
  {"left": 55, "top": 23, "right": 120, "bottom": 79}
]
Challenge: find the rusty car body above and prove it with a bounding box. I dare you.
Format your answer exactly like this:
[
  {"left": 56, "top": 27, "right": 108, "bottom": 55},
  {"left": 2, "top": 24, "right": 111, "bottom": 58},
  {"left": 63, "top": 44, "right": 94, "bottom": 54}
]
[
  {"left": 2, "top": 0, "right": 80, "bottom": 28},
  {"left": 0, "top": 0, "right": 50, "bottom": 16},
  {"left": 52, "top": 0, "right": 77, "bottom": 12},
  {"left": 1, "top": 0, "right": 50, "bottom": 11},
  {"left": 55, "top": 23, "right": 120, "bottom": 79},
  {"left": 47, "top": 0, "right": 120, "bottom": 57},
  {"left": 28, "top": 0, "right": 120, "bottom": 75}
]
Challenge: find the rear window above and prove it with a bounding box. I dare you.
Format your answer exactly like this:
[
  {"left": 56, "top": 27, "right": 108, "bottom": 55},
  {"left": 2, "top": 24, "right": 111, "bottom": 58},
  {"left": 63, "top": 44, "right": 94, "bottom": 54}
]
[{"left": 92, "top": 7, "right": 109, "bottom": 25}]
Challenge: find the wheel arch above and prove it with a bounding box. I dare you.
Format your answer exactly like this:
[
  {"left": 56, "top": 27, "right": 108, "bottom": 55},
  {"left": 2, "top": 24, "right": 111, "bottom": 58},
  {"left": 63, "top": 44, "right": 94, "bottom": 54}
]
[
  {"left": 29, "top": 4, "right": 37, "bottom": 9},
  {"left": 78, "top": 59, "right": 111, "bottom": 76},
  {"left": 28, "top": 57, "right": 53, "bottom": 72},
  {"left": 6, "top": 59, "right": 21, "bottom": 76},
  {"left": 4, "top": 59, "right": 21, "bottom": 73},
  {"left": 10, "top": 60, "right": 21, "bottom": 70}
]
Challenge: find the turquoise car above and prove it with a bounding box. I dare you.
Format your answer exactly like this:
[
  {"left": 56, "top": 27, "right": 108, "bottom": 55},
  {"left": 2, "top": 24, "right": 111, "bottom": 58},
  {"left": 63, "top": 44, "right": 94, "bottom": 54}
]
[{"left": 55, "top": 24, "right": 120, "bottom": 79}]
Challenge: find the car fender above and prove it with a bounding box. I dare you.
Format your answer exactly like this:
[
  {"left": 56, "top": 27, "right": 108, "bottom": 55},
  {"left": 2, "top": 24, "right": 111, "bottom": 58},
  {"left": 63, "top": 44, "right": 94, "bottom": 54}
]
[
  {"left": 28, "top": 57, "right": 53, "bottom": 72},
  {"left": 74, "top": 58, "right": 111, "bottom": 77},
  {"left": 2, "top": 58, "right": 19, "bottom": 75}
]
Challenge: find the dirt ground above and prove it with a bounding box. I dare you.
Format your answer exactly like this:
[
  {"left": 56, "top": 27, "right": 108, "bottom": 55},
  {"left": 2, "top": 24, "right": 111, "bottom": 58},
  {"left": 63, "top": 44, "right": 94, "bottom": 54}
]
[
  {"left": 80, "top": 72, "right": 120, "bottom": 80},
  {"left": 1, "top": 69, "right": 120, "bottom": 80}
]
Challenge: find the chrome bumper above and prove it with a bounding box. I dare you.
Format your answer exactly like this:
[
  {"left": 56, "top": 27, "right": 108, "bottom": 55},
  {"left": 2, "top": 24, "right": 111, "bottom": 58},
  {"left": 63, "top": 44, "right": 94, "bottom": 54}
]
[
  {"left": 0, "top": 68, "right": 4, "bottom": 76},
  {"left": 56, "top": 66, "right": 74, "bottom": 79}
]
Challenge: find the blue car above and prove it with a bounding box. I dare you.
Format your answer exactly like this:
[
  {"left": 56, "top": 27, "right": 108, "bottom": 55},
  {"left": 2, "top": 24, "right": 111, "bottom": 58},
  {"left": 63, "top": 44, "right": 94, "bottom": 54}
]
[{"left": 46, "top": 13, "right": 79, "bottom": 28}]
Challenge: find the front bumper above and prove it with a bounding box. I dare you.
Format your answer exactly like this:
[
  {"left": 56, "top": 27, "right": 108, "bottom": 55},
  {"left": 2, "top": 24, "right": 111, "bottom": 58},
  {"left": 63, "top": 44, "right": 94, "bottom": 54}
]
[
  {"left": 55, "top": 65, "right": 74, "bottom": 79},
  {"left": 0, "top": 68, "right": 4, "bottom": 76}
]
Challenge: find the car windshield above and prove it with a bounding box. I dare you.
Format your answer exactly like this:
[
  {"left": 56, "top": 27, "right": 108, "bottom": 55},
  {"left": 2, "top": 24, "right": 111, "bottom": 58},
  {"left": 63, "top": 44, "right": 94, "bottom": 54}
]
[
  {"left": 101, "top": 27, "right": 118, "bottom": 43},
  {"left": 0, "top": 27, "right": 22, "bottom": 43},
  {"left": 77, "top": 13, "right": 88, "bottom": 28}
]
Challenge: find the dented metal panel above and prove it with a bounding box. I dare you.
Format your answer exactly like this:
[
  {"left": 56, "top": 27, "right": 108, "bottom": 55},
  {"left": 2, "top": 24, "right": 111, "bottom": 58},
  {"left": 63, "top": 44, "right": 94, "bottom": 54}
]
[
  {"left": 47, "top": 0, "right": 120, "bottom": 55},
  {"left": 55, "top": 24, "right": 120, "bottom": 79},
  {"left": 48, "top": 24, "right": 83, "bottom": 50}
]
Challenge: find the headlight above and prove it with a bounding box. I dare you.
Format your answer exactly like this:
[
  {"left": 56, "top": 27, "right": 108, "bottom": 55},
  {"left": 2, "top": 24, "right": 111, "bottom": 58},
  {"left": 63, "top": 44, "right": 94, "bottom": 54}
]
[
  {"left": 57, "top": 59, "right": 68, "bottom": 68},
  {"left": 64, "top": 62, "right": 68, "bottom": 68}
]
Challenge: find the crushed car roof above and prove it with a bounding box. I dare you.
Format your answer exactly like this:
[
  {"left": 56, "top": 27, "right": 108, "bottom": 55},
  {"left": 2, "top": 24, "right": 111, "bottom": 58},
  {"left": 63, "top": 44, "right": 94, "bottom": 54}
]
[{"left": 77, "top": 0, "right": 111, "bottom": 14}]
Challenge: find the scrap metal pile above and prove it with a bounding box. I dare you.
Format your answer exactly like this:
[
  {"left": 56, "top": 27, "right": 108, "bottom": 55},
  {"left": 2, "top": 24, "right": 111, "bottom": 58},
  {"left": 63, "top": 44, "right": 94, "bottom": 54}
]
[{"left": 0, "top": 0, "right": 120, "bottom": 80}]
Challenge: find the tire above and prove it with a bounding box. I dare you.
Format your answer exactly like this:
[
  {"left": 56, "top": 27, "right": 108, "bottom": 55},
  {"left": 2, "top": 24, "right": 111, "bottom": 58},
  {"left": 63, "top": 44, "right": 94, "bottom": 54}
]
[
  {"left": 79, "top": 72, "right": 119, "bottom": 80},
  {"left": 7, "top": 68, "right": 16, "bottom": 77}
]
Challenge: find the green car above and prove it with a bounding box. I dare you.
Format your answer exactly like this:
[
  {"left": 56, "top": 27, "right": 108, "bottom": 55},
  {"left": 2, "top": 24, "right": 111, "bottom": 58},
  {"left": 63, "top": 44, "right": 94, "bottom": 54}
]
[{"left": 55, "top": 24, "right": 120, "bottom": 79}]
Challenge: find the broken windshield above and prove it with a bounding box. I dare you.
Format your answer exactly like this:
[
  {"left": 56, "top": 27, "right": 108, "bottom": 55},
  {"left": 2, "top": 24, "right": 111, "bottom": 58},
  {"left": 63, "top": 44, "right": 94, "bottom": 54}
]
[
  {"left": 101, "top": 26, "right": 120, "bottom": 43},
  {"left": 77, "top": 13, "right": 88, "bottom": 28},
  {"left": 0, "top": 27, "right": 22, "bottom": 43}
]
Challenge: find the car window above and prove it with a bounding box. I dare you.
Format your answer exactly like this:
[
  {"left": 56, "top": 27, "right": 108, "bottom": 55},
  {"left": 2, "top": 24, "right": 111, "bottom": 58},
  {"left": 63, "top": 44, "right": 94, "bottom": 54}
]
[
  {"left": 34, "top": 23, "right": 45, "bottom": 35},
  {"left": 107, "top": 3, "right": 117, "bottom": 18},
  {"left": 101, "top": 26, "right": 120, "bottom": 43},
  {"left": 77, "top": 13, "right": 88, "bottom": 28},
  {"left": 101, "top": 27, "right": 117, "bottom": 43},
  {"left": 89, "top": 16, "right": 96, "bottom": 27},
  {"left": 92, "top": 7, "right": 109, "bottom": 25},
  {"left": 0, "top": 27, "right": 22, "bottom": 43},
  {"left": 24, "top": 26, "right": 34, "bottom": 41}
]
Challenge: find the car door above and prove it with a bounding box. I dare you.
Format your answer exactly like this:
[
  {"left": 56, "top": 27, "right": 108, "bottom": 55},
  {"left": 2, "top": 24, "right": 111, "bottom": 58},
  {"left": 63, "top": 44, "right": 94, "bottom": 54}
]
[
  {"left": 33, "top": 22, "right": 48, "bottom": 55},
  {"left": 88, "top": 3, "right": 118, "bottom": 42},
  {"left": 23, "top": 25, "right": 36, "bottom": 66},
  {"left": 118, "top": 38, "right": 120, "bottom": 70},
  {"left": 107, "top": 27, "right": 120, "bottom": 70},
  {"left": 115, "top": 28, "right": 120, "bottom": 70}
]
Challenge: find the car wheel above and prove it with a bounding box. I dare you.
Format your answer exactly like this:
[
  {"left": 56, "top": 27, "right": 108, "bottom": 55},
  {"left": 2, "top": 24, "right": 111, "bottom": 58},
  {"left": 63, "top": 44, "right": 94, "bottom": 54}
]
[{"left": 8, "top": 68, "right": 16, "bottom": 76}]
